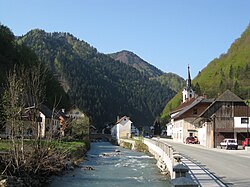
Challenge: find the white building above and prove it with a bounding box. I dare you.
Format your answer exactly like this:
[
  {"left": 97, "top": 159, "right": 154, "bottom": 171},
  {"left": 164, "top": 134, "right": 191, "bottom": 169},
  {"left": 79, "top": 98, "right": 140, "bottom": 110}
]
[{"left": 111, "top": 116, "right": 132, "bottom": 140}]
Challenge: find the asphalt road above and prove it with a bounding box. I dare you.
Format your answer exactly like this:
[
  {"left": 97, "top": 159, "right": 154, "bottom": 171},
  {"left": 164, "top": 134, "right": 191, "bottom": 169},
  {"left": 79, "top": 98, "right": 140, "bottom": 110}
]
[{"left": 160, "top": 138, "right": 250, "bottom": 187}]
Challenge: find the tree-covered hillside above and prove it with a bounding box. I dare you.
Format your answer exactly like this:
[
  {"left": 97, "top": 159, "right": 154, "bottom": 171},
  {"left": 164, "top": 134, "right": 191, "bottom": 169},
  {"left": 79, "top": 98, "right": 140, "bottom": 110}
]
[
  {"left": 109, "top": 50, "right": 164, "bottom": 77},
  {"left": 0, "top": 24, "right": 70, "bottom": 111},
  {"left": 18, "top": 30, "right": 175, "bottom": 128},
  {"left": 153, "top": 73, "right": 185, "bottom": 93},
  {"left": 160, "top": 24, "right": 250, "bottom": 123}
]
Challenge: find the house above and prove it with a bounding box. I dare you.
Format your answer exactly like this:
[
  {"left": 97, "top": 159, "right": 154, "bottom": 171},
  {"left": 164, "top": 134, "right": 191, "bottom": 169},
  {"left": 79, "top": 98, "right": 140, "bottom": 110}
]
[
  {"left": 111, "top": 116, "right": 132, "bottom": 140},
  {"left": 194, "top": 90, "right": 250, "bottom": 148},
  {"left": 3, "top": 104, "right": 62, "bottom": 139},
  {"left": 66, "top": 106, "right": 89, "bottom": 137},
  {"left": 170, "top": 96, "right": 214, "bottom": 143},
  {"left": 39, "top": 104, "right": 63, "bottom": 138}
]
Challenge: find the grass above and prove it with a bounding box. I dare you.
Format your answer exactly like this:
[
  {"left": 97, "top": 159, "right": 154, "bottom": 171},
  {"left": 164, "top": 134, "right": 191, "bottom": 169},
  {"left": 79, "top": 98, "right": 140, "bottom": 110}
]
[{"left": 0, "top": 139, "right": 87, "bottom": 154}]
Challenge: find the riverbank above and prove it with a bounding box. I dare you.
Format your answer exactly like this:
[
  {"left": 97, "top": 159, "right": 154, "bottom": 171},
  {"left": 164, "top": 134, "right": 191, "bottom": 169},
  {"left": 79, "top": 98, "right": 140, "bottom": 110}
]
[
  {"left": 49, "top": 142, "right": 171, "bottom": 187},
  {"left": 0, "top": 139, "right": 89, "bottom": 187}
]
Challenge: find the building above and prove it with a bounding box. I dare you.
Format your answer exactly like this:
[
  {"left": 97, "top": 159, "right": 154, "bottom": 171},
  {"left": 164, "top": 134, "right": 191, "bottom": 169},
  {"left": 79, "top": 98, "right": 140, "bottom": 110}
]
[
  {"left": 195, "top": 90, "right": 250, "bottom": 148},
  {"left": 170, "top": 65, "right": 213, "bottom": 143},
  {"left": 111, "top": 116, "right": 132, "bottom": 140},
  {"left": 170, "top": 96, "right": 214, "bottom": 143}
]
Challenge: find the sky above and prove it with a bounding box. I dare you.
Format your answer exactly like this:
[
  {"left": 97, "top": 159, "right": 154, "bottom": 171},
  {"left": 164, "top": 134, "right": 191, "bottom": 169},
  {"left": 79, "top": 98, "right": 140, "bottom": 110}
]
[{"left": 0, "top": 0, "right": 250, "bottom": 79}]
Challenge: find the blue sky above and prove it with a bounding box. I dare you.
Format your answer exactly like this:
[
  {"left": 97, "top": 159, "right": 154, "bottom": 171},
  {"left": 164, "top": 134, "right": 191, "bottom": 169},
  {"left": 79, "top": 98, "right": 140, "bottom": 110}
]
[{"left": 0, "top": 0, "right": 250, "bottom": 78}]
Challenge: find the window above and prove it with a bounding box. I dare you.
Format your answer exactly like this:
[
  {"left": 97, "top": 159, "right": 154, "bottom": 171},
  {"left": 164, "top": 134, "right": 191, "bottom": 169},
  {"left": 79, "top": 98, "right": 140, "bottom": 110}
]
[{"left": 241, "top": 118, "right": 249, "bottom": 124}]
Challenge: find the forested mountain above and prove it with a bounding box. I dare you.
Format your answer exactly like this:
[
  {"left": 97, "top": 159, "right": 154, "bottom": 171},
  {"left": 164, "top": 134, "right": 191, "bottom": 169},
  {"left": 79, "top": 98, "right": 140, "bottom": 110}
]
[
  {"left": 18, "top": 29, "right": 176, "bottom": 129},
  {"left": 0, "top": 24, "right": 70, "bottom": 112},
  {"left": 109, "top": 50, "right": 164, "bottom": 78},
  {"left": 109, "top": 50, "right": 185, "bottom": 93},
  {"left": 161, "top": 24, "right": 250, "bottom": 123},
  {"left": 153, "top": 73, "right": 185, "bottom": 93}
]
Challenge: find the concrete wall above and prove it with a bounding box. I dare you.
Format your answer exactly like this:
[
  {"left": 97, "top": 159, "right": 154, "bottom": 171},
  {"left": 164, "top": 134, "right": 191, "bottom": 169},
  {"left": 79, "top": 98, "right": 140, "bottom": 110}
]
[{"left": 143, "top": 139, "right": 174, "bottom": 178}]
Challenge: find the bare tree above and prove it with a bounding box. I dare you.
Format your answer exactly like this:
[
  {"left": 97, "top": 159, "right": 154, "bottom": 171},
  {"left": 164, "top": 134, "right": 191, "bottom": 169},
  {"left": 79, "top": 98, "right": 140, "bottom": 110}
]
[{"left": 2, "top": 66, "right": 25, "bottom": 171}]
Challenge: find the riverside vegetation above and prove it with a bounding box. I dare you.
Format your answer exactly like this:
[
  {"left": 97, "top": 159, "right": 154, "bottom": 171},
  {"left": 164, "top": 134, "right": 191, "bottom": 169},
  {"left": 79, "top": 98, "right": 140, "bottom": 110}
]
[{"left": 0, "top": 24, "right": 90, "bottom": 186}]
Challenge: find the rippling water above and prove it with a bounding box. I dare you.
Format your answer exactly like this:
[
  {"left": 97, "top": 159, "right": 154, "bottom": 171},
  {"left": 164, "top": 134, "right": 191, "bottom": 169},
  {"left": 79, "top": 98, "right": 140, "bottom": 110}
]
[{"left": 49, "top": 142, "right": 171, "bottom": 187}]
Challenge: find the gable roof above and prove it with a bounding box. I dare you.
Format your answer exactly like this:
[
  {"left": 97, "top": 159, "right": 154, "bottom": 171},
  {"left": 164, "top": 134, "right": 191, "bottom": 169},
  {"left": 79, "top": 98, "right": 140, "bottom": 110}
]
[
  {"left": 40, "top": 104, "right": 53, "bottom": 118},
  {"left": 216, "top": 90, "right": 243, "bottom": 102},
  {"left": 199, "top": 90, "right": 245, "bottom": 118},
  {"left": 170, "top": 97, "right": 196, "bottom": 114},
  {"left": 116, "top": 116, "right": 131, "bottom": 124},
  {"left": 172, "top": 96, "right": 206, "bottom": 119}
]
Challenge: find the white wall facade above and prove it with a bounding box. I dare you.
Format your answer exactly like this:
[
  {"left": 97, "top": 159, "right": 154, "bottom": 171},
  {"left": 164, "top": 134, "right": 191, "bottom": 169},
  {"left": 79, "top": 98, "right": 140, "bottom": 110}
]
[
  {"left": 234, "top": 117, "right": 250, "bottom": 128},
  {"left": 198, "top": 124, "right": 207, "bottom": 146}
]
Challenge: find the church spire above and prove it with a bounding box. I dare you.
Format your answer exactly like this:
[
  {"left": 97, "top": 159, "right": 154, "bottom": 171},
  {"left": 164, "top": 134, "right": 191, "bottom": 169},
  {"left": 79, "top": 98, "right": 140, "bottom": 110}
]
[
  {"left": 187, "top": 64, "right": 191, "bottom": 90},
  {"left": 182, "top": 65, "right": 195, "bottom": 102}
]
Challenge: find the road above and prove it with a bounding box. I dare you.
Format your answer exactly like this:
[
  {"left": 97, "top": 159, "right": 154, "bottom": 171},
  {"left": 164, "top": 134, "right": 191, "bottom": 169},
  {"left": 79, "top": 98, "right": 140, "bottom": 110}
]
[{"left": 160, "top": 138, "right": 250, "bottom": 187}]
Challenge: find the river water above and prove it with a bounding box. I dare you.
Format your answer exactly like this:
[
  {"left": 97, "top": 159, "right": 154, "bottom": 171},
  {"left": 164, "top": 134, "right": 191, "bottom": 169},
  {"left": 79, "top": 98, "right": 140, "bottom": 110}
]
[{"left": 49, "top": 142, "right": 171, "bottom": 187}]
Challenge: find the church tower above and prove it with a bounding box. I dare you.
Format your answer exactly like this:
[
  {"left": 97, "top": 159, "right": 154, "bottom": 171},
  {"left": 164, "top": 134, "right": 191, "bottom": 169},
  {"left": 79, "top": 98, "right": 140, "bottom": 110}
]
[{"left": 182, "top": 65, "right": 195, "bottom": 102}]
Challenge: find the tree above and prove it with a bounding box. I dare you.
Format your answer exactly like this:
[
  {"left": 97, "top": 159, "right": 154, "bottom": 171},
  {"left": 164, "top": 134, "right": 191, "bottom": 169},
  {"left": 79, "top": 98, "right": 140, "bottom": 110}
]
[
  {"left": 153, "top": 117, "right": 161, "bottom": 136},
  {"left": 2, "top": 66, "right": 25, "bottom": 169}
]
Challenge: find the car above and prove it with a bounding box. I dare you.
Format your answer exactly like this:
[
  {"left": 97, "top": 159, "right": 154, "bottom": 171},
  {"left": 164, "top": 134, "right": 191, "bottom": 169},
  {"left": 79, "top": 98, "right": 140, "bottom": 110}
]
[
  {"left": 242, "top": 138, "right": 250, "bottom": 149},
  {"left": 220, "top": 138, "right": 238, "bottom": 150},
  {"left": 185, "top": 136, "right": 196, "bottom": 144}
]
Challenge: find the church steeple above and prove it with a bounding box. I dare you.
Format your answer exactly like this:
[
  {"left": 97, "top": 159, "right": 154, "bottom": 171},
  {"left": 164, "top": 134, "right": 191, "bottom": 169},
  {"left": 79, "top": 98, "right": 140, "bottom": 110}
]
[
  {"left": 182, "top": 65, "right": 195, "bottom": 102},
  {"left": 186, "top": 65, "right": 191, "bottom": 90}
]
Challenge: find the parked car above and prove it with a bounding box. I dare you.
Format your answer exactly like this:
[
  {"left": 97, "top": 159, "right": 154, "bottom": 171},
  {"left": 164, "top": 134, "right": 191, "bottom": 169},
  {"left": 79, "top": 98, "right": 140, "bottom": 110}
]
[
  {"left": 220, "top": 139, "right": 238, "bottom": 150},
  {"left": 242, "top": 138, "right": 250, "bottom": 149},
  {"left": 185, "top": 136, "right": 195, "bottom": 144}
]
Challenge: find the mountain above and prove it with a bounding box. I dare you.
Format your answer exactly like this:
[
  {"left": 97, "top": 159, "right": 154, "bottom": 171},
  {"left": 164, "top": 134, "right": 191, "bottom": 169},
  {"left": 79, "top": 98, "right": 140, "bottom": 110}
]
[
  {"left": 18, "top": 29, "right": 175, "bottom": 129},
  {"left": 109, "top": 50, "right": 163, "bottom": 78},
  {"left": 109, "top": 50, "right": 185, "bottom": 93},
  {"left": 153, "top": 73, "right": 185, "bottom": 93},
  {"left": 160, "top": 24, "right": 250, "bottom": 123},
  {"left": 0, "top": 24, "right": 71, "bottom": 113}
]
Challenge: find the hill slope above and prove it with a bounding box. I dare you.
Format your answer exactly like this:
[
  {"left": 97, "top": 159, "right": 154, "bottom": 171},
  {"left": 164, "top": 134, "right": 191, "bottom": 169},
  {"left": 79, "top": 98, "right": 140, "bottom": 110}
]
[
  {"left": 153, "top": 73, "right": 185, "bottom": 93},
  {"left": 161, "top": 24, "right": 250, "bottom": 123},
  {"left": 110, "top": 50, "right": 185, "bottom": 92},
  {"left": 109, "top": 50, "right": 163, "bottom": 77},
  {"left": 0, "top": 24, "right": 70, "bottom": 111},
  {"left": 18, "top": 30, "right": 175, "bottom": 128}
]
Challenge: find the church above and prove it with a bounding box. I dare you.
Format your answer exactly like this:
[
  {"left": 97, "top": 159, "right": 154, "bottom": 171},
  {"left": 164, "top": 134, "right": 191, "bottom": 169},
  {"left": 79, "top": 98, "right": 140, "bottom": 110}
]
[
  {"left": 169, "top": 65, "right": 213, "bottom": 143},
  {"left": 168, "top": 66, "right": 250, "bottom": 148}
]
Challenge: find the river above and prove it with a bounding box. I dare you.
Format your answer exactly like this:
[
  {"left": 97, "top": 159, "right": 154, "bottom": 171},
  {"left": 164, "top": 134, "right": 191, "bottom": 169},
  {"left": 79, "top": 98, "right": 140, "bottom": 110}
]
[{"left": 49, "top": 142, "right": 171, "bottom": 187}]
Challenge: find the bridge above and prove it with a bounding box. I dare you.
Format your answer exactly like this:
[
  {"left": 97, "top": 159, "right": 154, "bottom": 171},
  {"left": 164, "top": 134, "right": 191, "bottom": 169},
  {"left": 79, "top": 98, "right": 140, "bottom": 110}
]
[{"left": 89, "top": 133, "right": 113, "bottom": 142}]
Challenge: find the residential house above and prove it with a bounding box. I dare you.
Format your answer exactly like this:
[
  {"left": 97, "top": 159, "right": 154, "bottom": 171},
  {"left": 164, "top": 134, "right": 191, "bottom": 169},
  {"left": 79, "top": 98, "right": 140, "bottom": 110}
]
[
  {"left": 111, "top": 116, "right": 132, "bottom": 140},
  {"left": 66, "top": 106, "right": 89, "bottom": 137},
  {"left": 194, "top": 90, "right": 250, "bottom": 148},
  {"left": 170, "top": 96, "right": 214, "bottom": 143},
  {"left": 3, "top": 104, "right": 62, "bottom": 139},
  {"left": 39, "top": 104, "right": 63, "bottom": 138}
]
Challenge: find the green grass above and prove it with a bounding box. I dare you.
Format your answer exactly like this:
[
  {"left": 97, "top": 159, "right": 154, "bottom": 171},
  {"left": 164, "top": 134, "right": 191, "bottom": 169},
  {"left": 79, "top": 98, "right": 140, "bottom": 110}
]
[
  {"left": 0, "top": 140, "right": 12, "bottom": 151},
  {"left": 0, "top": 139, "right": 87, "bottom": 153}
]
